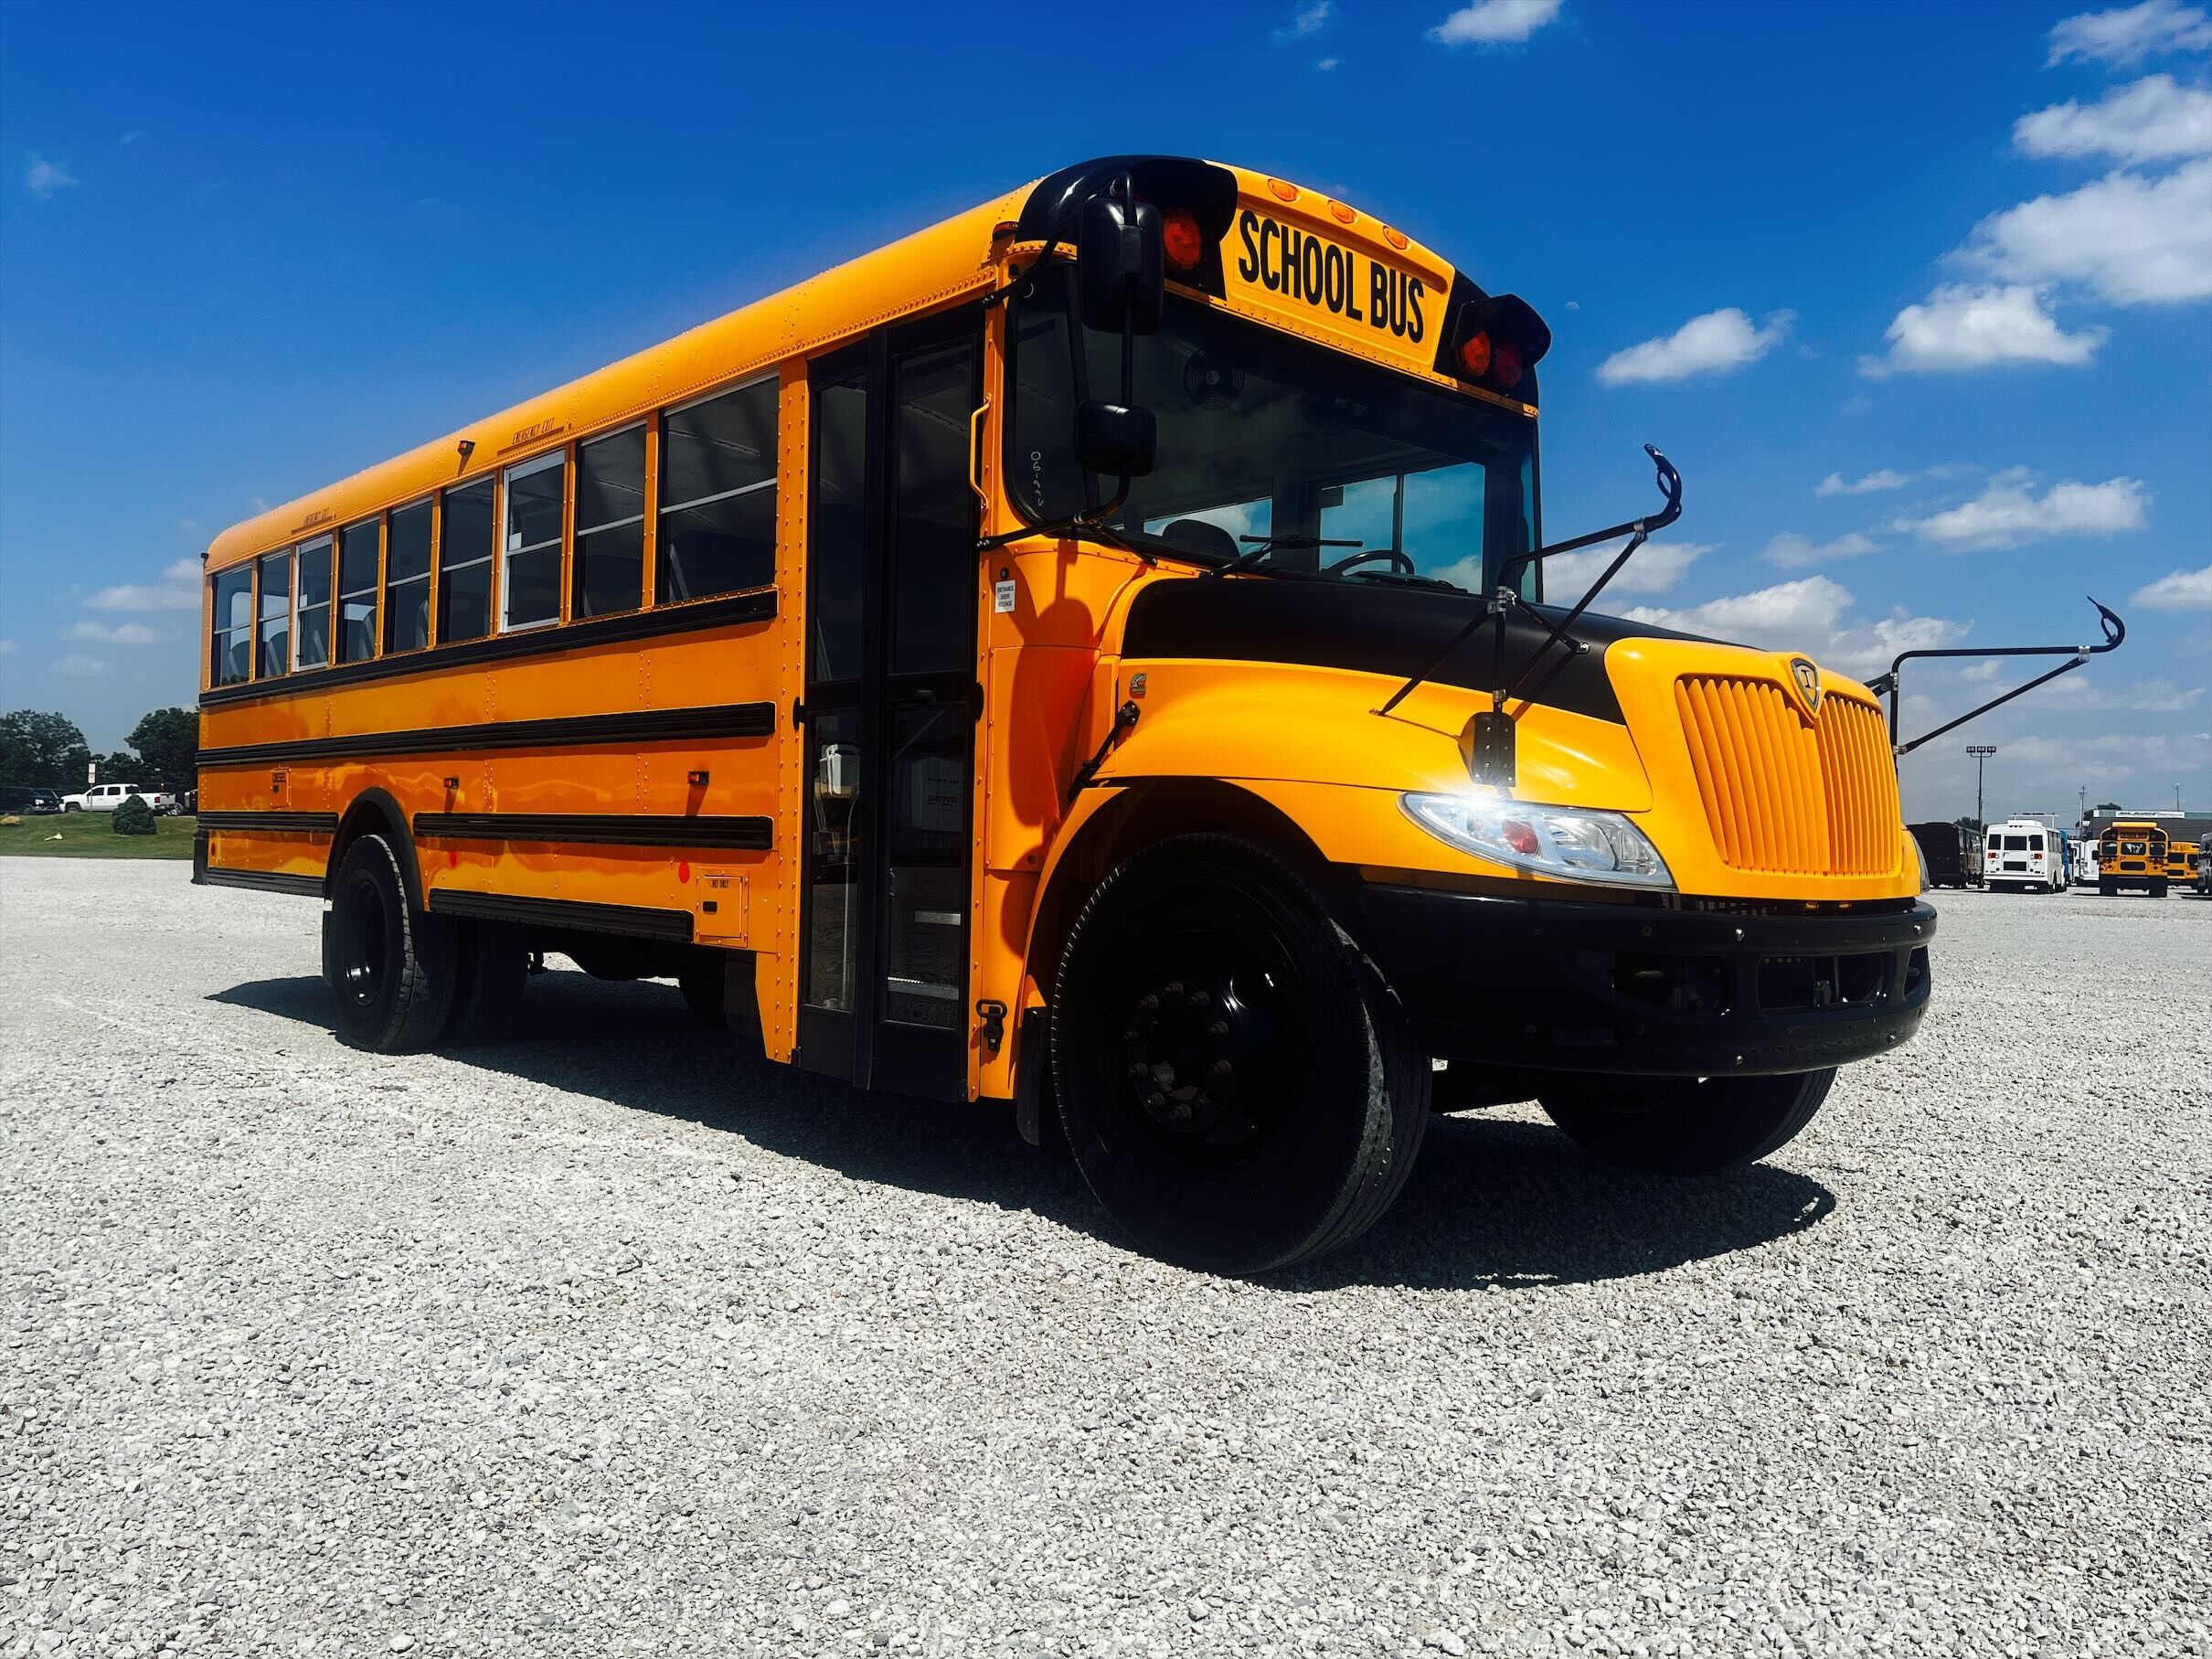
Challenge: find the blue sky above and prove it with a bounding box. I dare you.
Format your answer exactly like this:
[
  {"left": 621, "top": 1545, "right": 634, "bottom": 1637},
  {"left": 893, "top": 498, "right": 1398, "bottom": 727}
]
[{"left": 2, "top": 0, "right": 2206, "bottom": 821}]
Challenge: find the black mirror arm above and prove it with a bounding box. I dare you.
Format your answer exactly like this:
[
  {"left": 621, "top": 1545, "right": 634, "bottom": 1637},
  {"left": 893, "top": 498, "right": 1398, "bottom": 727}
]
[
  {"left": 1878, "top": 598, "right": 2125, "bottom": 756},
  {"left": 1372, "top": 443, "right": 1681, "bottom": 722}
]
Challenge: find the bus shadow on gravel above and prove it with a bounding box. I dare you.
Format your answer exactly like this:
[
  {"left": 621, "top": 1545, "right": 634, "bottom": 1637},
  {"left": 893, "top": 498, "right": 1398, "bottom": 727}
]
[{"left": 212, "top": 968, "right": 1835, "bottom": 1292}]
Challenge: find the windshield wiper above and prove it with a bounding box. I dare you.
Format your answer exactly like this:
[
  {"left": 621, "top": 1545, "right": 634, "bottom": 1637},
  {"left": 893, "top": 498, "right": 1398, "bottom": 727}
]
[{"left": 1211, "top": 533, "right": 1362, "bottom": 577}]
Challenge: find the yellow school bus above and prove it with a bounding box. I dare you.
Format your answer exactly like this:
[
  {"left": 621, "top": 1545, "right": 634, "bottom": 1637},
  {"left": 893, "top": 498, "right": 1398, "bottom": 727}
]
[
  {"left": 197, "top": 155, "right": 1932, "bottom": 1272},
  {"left": 2166, "top": 840, "right": 2200, "bottom": 888},
  {"left": 2098, "top": 821, "right": 2170, "bottom": 897}
]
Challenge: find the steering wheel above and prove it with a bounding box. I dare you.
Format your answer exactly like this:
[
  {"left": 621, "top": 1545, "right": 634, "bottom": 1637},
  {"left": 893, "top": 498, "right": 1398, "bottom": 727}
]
[{"left": 1324, "top": 548, "right": 1416, "bottom": 578}]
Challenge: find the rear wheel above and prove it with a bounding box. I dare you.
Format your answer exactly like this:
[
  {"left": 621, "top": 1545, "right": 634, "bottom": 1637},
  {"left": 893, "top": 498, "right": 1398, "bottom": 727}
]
[
  {"left": 678, "top": 958, "right": 726, "bottom": 1026},
  {"left": 324, "top": 832, "right": 456, "bottom": 1052},
  {"left": 2153, "top": 880, "right": 2169, "bottom": 899},
  {"left": 1538, "top": 1069, "right": 1834, "bottom": 1175},
  {"left": 2100, "top": 878, "right": 2116, "bottom": 897},
  {"left": 1050, "top": 835, "right": 1428, "bottom": 1275}
]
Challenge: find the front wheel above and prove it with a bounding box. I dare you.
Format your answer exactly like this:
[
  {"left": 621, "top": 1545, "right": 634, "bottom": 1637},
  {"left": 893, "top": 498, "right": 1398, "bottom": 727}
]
[
  {"left": 1538, "top": 1069, "right": 1835, "bottom": 1175},
  {"left": 1051, "top": 835, "right": 1429, "bottom": 1275},
  {"left": 2154, "top": 880, "right": 2169, "bottom": 899},
  {"left": 63, "top": 803, "right": 80, "bottom": 813}
]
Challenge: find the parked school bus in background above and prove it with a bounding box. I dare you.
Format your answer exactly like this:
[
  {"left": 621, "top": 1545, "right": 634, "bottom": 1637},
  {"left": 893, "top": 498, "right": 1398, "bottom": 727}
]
[
  {"left": 2166, "top": 841, "right": 2200, "bottom": 890},
  {"left": 2099, "top": 820, "right": 2170, "bottom": 898},
  {"left": 197, "top": 155, "right": 1941, "bottom": 1273}
]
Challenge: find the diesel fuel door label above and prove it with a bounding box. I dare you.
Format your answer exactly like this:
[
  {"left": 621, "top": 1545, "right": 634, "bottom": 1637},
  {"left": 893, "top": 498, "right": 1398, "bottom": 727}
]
[{"left": 1233, "top": 209, "right": 1427, "bottom": 342}]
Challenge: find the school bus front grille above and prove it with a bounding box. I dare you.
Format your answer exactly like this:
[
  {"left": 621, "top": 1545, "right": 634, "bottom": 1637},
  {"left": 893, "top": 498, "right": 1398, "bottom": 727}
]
[{"left": 1675, "top": 676, "right": 1899, "bottom": 877}]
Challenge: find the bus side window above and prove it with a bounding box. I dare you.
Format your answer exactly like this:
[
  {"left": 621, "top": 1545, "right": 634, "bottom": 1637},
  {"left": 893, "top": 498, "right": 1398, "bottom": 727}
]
[
  {"left": 256, "top": 548, "right": 292, "bottom": 679},
  {"left": 574, "top": 426, "right": 646, "bottom": 618},
  {"left": 296, "top": 536, "right": 333, "bottom": 668},
  {"left": 502, "top": 452, "right": 564, "bottom": 633},
  {"left": 338, "top": 517, "right": 380, "bottom": 662},
  {"left": 659, "top": 378, "right": 777, "bottom": 603},
  {"left": 439, "top": 479, "right": 495, "bottom": 643},
  {"left": 211, "top": 568, "right": 252, "bottom": 686},
  {"left": 384, "top": 500, "right": 432, "bottom": 654}
]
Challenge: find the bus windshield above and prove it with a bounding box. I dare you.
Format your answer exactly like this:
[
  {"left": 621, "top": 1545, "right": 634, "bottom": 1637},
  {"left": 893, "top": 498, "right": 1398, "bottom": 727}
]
[{"left": 1006, "top": 264, "right": 1537, "bottom": 595}]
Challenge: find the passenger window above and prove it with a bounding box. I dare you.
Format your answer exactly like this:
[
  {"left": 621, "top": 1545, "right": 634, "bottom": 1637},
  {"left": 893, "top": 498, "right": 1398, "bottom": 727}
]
[
  {"left": 574, "top": 427, "right": 645, "bottom": 618},
  {"left": 659, "top": 379, "right": 776, "bottom": 603},
  {"left": 439, "top": 479, "right": 495, "bottom": 643},
  {"left": 502, "top": 452, "right": 564, "bottom": 631},
  {"left": 211, "top": 568, "right": 253, "bottom": 686},
  {"left": 810, "top": 371, "right": 867, "bottom": 682},
  {"left": 384, "top": 500, "right": 432, "bottom": 654},
  {"left": 256, "top": 550, "right": 292, "bottom": 678},
  {"left": 888, "top": 339, "right": 976, "bottom": 675},
  {"left": 296, "top": 536, "right": 333, "bottom": 668},
  {"left": 338, "top": 518, "right": 380, "bottom": 663}
]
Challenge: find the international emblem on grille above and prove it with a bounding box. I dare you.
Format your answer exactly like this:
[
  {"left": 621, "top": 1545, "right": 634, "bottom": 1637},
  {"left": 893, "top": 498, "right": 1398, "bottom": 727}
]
[{"left": 1789, "top": 657, "right": 1824, "bottom": 718}]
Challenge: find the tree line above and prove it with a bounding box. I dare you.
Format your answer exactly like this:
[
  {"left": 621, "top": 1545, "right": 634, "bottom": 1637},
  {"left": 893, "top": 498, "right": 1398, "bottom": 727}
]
[{"left": 0, "top": 707, "right": 197, "bottom": 792}]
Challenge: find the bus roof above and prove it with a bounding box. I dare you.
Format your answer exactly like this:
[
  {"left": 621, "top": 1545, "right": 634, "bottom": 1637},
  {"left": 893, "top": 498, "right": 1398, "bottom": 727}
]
[{"left": 204, "top": 157, "right": 1473, "bottom": 577}]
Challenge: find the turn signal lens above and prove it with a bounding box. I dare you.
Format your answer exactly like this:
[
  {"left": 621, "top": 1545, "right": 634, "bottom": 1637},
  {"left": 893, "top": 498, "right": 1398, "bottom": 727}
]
[
  {"left": 1458, "top": 332, "right": 1493, "bottom": 378},
  {"left": 1161, "top": 207, "right": 1205, "bottom": 273}
]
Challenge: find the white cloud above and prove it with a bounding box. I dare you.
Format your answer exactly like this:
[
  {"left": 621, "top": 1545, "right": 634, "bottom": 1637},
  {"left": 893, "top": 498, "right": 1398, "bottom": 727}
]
[
  {"left": 24, "top": 153, "right": 78, "bottom": 200},
  {"left": 1895, "top": 470, "right": 2149, "bottom": 548},
  {"left": 2015, "top": 74, "right": 2212, "bottom": 163},
  {"left": 0, "top": 639, "right": 16, "bottom": 657},
  {"left": 1316, "top": 56, "right": 1340, "bottom": 69},
  {"left": 1432, "top": 0, "right": 1563, "bottom": 46},
  {"left": 1817, "top": 469, "right": 1913, "bottom": 496},
  {"left": 2039, "top": 674, "right": 2205, "bottom": 710},
  {"left": 2048, "top": 0, "right": 2212, "bottom": 65},
  {"left": 1276, "top": 0, "right": 1332, "bottom": 39},
  {"left": 55, "top": 654, "right": 109, "bottom": 679},
  {"left": 84, "top": 556, "right": 199, "bottom": 612},
  {"left": 2132, "top": 561, "right": 2212, "bottom": 609},
  {"left": 1762, "top": 531, "right": 1881, "bottom": 569},
  {"left": 1963, "top": 156, "right": 2212, "bottom": 304},
  {"left": 1596, "top": 308, "right": 1792, "bottom": 386},
  {"left": 67, "top": 620, "right": 163, "bottom": 646},
  {"left": 1861, "top": 284, "right": 2107, "bottom": 376},
  {"left": 1622, "top": 575, "right": 1969, "bottom": 678},
  {"left": 1540, "top": 538, "right": 1712, "bottom": 599}
]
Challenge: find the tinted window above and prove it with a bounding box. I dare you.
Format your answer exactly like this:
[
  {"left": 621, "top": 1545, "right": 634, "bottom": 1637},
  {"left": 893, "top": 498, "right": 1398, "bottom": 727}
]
[
  {"left": 256, "top": 550, "right": 292, "bottom": 678},
  {"left": 659, "top": 380, "right": 777, "bottom": 603},
  {"left": 574, "top": 427, "right": 645, "bottom": 618},
  {"left": 810, "top": 371, "right": 867, "bottom": 683},
  {"left": 384, "top": 499, "right": 432, "bottom": 654},
  {"left": 211, "top": 568, "right": 252, "bottom": 686},
  {"left": 296, "top": 536, "right": 333, "bottom": 669},
  {"left": 439, "top": 479, "right": 495, "bottom": 643},
  {"left": 339, "top": 518, "right": 379, "bottom": 663},
  {"left": 503, "top": 453, "right": 563, "bottom": 631},
  {"left": 889, "top": 337, "right": 976, "bottom": 675}
]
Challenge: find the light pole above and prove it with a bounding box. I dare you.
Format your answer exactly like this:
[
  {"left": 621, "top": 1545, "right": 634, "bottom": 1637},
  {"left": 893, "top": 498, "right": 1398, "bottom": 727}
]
[{"left": 1968, "top": 745, "right": 1996, "bottom": 831}]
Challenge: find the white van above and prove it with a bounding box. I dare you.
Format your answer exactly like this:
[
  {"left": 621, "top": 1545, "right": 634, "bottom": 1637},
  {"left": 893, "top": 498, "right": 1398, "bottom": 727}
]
[{"left": 1983, "top": 818, "right": 2063, "bottom": 893}]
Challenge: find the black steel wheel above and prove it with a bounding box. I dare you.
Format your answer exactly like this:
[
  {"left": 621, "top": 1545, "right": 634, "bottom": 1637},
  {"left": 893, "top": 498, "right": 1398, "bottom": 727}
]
[
  {"left": 1050, "top": 835, "right": 1428, "bottom": 1275},
  {"left": 324, "top": 832, "right": 456, "bottom": 1052},
  {"left": 1538, "top": 1068, "right": 1835, "bottom": 1175}
]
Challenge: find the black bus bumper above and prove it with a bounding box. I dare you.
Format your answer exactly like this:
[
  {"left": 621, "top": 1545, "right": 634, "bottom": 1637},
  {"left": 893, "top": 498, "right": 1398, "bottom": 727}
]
[{"left": 1358, "top": 884, "right": 1936, "bottom": 1078}]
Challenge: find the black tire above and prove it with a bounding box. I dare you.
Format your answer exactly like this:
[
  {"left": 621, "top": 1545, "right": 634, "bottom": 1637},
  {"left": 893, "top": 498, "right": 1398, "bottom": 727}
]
[
  {"left": 2153, "top": 880, "right": 2168, "bottom": 899},
  {"left": 63, "top": 803, "right": 80, "bottom": 813},
  {"left": 1539, "top": 1069, "right": 1834, "bottom": 1175},
  {"left": 2100, "top": 878, "right": 2116, "bottom": 898},
  {"left": 678, "top": 958, "right": 726, "bottom": 1027},
  {"left": 442, "top": 920, "right": 528, "bottom": 1046},
  {"left": 324, "top": 832, "right": 456, "bottom": 1052},
  {"left": 1049, "top": 835, "right": 1429, "bottom": 1275}
]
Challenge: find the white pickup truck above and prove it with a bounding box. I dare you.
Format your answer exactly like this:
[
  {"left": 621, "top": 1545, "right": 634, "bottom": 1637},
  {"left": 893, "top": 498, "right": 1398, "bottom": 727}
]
[{"left": 60, "top": 782, "right": 176, "bottom": 814}]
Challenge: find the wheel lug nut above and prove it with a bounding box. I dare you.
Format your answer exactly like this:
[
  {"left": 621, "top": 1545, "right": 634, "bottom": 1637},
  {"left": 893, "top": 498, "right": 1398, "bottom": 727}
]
[
  {"left": 1143, "top": 1092, "right": 1165, "bottom": 1111},
  {"left": 1137, "top": 994, "right": 1158, "bottom": 1012},
  {"left": 1207, "top": 1020, "right": 1229, "bottom": 1039},
  {"left": 1187, "top": 991, "right": 1211, "bottom": 1010},
  {"left": 1163, "top": 981, "right": 1184, "bottom": 997},
  {"left": 1210, "top": 1058, "right": 1232, "bottom": 1076},
  {"left": 1127, "top": 1062, "right": 1151, "bottom": 1080}
]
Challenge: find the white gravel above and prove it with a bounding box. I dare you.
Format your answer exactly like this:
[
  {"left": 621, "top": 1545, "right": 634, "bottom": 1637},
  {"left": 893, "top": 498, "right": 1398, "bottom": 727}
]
[{"left": 3, "top": 859, "right": 2208, "bottom": 1658}]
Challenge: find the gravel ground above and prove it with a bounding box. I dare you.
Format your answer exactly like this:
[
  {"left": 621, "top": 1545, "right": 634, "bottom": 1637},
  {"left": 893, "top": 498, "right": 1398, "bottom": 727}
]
[{"left": 3, "top": 859, "right": 2208, "bottom": 1659}]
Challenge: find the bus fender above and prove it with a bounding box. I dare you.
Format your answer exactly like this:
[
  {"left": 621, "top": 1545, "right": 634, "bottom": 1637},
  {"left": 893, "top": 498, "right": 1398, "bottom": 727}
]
[{"left": 328, "top": 787, "right": 421, "bottom": 909}]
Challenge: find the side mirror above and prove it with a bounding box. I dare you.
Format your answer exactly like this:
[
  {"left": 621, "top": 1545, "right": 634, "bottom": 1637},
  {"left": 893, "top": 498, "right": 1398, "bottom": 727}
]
[
  {"left": 1074, "top": 401, "right": 1156, "bottom": 479},
  {"left": 1077, "top": 195, "right": 1163, "bottom": 336}
]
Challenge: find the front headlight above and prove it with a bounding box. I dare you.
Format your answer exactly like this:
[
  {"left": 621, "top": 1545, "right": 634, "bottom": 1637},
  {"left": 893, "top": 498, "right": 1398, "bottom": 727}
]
[{"left": 1401, "top": 792, "right": 1675, "bottom": 890}]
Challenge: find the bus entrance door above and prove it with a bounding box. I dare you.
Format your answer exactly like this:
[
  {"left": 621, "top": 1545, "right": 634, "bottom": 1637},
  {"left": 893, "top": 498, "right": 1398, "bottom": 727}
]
[{"left": 796, "top": 313, "right": 982, "bottom": 1099}]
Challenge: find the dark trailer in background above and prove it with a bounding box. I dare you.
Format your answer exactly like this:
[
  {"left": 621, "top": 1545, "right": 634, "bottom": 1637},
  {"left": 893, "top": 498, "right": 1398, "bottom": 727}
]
[{"left": 1909, "top": 821, "right": 1976, "bottom": 889}]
